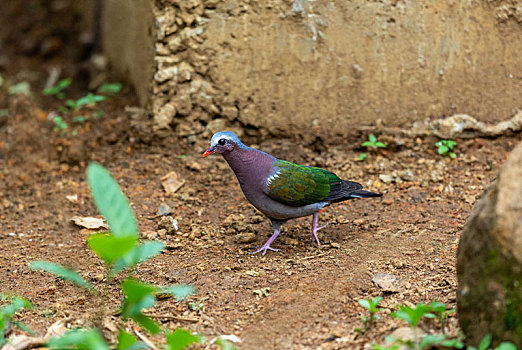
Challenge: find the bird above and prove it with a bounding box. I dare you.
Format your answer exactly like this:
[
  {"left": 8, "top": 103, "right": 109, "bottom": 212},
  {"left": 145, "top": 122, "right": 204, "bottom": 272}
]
[{"left": 202, "top": 131, "right": 382, "bottom": 255}]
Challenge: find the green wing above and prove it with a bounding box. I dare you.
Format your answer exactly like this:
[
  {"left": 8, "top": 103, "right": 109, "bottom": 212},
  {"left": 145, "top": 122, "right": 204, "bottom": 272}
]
[{"left": 266, "top": 160, "right": 340, "bottom": 207}]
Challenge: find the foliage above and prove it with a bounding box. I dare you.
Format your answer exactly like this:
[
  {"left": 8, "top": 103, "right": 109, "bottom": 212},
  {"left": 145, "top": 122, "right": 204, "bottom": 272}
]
[
  {"left": 436, "top": 139, "right": 457, "bottom": 159},
  {"left": 189, "top": 297, "right": 208, "bottom": 312},
  {"left": 370, "top": 301, "right": 517, "bottom": 350},
  {"left": 0, "top": 295, "right": 32, "bottom": 346},
  {"left": 362, "top": 134, "right": 387, "bottom": 149},
  {"left": 356, "top": 296, "right": 383, "bottom": 333},
  {"left": 43, "top": 78, "right": 71, "bottom": 99},
  {"left": 358, "top": 134, "right": 386, "bottom": 161},
  {"left": 42, "top": 79, "right": 121, "bottom": 134},
  {"left": 28, "top": 163, "right": 221, "bottom": 350},
  {"left": 8, "top": 81, "right": 31, "bottom": 95},
  {"left": 29, "top": 261, "right": 94, "bottom": 291},
  {"left": 97, "top": 82, "right": 122, "bottom": 96}
]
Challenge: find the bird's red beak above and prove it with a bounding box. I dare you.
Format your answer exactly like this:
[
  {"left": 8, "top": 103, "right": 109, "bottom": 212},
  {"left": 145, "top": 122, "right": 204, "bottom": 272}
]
[{"left": 202, "top": 147, "right": 215, "bottom": 158}]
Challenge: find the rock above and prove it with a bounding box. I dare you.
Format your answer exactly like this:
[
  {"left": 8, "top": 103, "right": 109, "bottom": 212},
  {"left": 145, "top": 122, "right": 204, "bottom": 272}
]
[
  {"left": 153, "top": 103, "right": 176, "bottom": 129},
  {"left": 457, "top": 141, "right": 522, "bottom": 347},
  {"left": 372, "top": 273, "right": 403, "bottom": 293},
  {"left": 161, "top": 171, "right": 185, "bottom": 194},
  {"left": 234, "top": 232, "right": 256, "bottom": 244},
  {"left": 387, "top": 327, "right": 426, "bottom": 348},
  {"left": 379, "top": 174, "right": 394, "bottom": 184},
  {"left": 399, "top": 169, "right": 414, "bottom": 181},
  {"left": 156, "top": 203, "right": 172, "bottom": 216},
  {"left": 407, "top": 187, "right": 426, "bottom": 203},
  {"left": 157, "top": 216, "right": 178, "bottom": 234},
  {"left": 70, "top": 216, "right": 108, "bottom": 230}
]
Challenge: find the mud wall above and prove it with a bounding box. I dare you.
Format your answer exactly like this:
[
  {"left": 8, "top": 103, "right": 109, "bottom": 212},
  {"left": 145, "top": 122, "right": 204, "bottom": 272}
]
[{"left": 101, "top": 0, "right": 522, "bottom": 143}]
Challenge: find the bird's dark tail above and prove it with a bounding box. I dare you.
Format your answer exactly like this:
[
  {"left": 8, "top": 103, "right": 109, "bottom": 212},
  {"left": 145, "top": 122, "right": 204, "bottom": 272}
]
[{"left": 348, "top": 190, "right": 382, "bottom": 198}]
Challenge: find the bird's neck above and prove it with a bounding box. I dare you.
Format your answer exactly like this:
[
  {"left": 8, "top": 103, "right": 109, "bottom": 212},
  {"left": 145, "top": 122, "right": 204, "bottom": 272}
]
[{"left": 223, "top": 147, "right": 274, "bottom": 187}]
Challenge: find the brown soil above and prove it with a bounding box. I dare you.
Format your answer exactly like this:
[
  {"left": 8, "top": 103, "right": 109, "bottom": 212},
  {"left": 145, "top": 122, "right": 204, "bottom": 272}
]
[{"left": 1, "top": 2, "right": 521, "bottom": 349}]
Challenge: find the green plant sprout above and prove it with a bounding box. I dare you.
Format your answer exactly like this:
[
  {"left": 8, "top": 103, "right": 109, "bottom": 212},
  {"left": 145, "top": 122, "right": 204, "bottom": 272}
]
[
  {"left": 189, "top": 297, "right": 208, "bottom": 312},
  {"left": 358, "top": 134, "right": 387, "bottom": 161},
  {"left": 467, "top": 334, "right": 517, "bottom": 350},
  {"left": 436, "top": 139, "right": 457, "bottom": 159},
  {"left": 43, "top": 78, "right": 72, "bottom": 99},
  {"left": 97, "top": 82, "right": 122, "bottom": 96},
  {"left": 0, "top": 295, "right": 33, "bottom": 346},
  {"left": 66, "top": 93, "right": 106, "bottom": 110},
  {"left": 51, "top": 115, "right": 68, "bottom": 131},
  {"left": 28, "top": 163, "right": 219, "bottom": 349},
  {"left": 356, "top": 296, "right": 383, "bottom": 333},
  {"left": 42, "top": 79, "right": 121, "bottom": 134},
  {"left": 425, "top": 300, "right": 455, "bottom": 329}
]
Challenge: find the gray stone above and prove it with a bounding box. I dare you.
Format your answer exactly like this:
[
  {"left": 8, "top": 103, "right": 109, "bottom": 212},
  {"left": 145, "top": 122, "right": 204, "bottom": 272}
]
[{"left": 457, "top": 141, "right": 522, "bottom": 348}]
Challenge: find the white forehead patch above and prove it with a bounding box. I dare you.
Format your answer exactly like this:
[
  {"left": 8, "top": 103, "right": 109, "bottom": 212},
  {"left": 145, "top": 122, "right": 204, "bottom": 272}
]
[{"left": 210, "top": 131, "right": 240, "bottom": 147}]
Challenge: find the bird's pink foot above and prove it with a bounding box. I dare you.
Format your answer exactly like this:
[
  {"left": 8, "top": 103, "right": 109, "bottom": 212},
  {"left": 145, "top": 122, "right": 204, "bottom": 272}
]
[
  {"left": 312, "top": 223, "right": 327, "bottom": 247},
  {"left": 249, "top": 244, "right": 280, "bottom": 255}
]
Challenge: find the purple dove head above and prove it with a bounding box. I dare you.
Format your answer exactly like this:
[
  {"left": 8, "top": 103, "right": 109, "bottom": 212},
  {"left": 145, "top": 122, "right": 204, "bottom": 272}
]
[{"left": 202, "top": 131, "right": 245, "bottom": 158}]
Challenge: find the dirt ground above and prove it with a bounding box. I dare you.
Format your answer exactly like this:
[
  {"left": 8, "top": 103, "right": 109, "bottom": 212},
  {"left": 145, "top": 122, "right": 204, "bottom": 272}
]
[{"left": 1, "top": 2, "right": 522, "bottom": 350}]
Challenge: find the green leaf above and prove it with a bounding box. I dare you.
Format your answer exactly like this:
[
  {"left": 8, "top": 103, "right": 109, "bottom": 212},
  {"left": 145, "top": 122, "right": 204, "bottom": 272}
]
[
  {"left": 29, "top": 261, "right": 94, "bottom": 291},
  {"left": 166, "top": 329, "right": 201, "bottom": 350},
  {"left": 391, "top": 303, "right": 432, "bottom": 327},
  {"left": 98, "top": 82, "right": 122, "bottom": 96},
  {"left": 478, "top": 334, "right": 492, "bottom": 350},
  {"left": 9, "top": 82, "right": 30, "bottom": 95},
  {"left": 47, "top": 328, "right": 110, "bottom": 350},
  {"left": 117, "top": 331, "right": 148, "bottom": 350},
  {"left": 133, "top": 313, "right": 160, "bottom": 334},
  {"left": 357, "top": 153, "right": 367, "bottom": 161},
  {"left": 375, "top": 142, "right": 387, "bottom": 148},
  {"left": 361, "top": 141, "right": 374, "bottom": 148},
  {"left": 86, "top": 163, "right": 138, "bottom": 238},
  {"left": 369, "top": 134, "right": 377, "bottom": 143},
  {"left": 72, "top": 115, "right": 90, "bottom": 123},
  {"left": 75, "top": 93, "right": 107, "bottom": 108},
  {"left": 12, "top": 321, "right": 35, "bottom": 336},
  {"left": 0, "top": 296, "right": 32, "bottom": 317},
  {"left": 214, "top": 336, "right": 237, "bottom": 350},
  {"left": 495, "top": 342, "right": 517, "bottom": 350},
  {"left": 450, "top": 152, "right": 457, "bottom": 159},
  {"left": 159, "top": 285, "right": 194, "bottom": 301},
  {"left": 446, "top": 140, "right": 457, "bottom": 149},
  {"left": 358, "top": 299, "right": 371, "bottom": 311},
  {"left": 43, "top": 78, "right": 72, "bottom": 96},
  {"left": 441, "top": 339, "right": 463, "bottom": 348},
  {"left": 419, "top": 334, "right": 446, "bottom": 349},
  {"left": 111, "top": 241, "right": 165, "bottom": 275},
  {"left": 121, "top": 279, "right": 160, "bottom": 334},
  {"left": 87, "top": 234, "right": 137, "bottom": 266},
  {"left": 437, "top": 145, "right": 449, "bottom": 154}
]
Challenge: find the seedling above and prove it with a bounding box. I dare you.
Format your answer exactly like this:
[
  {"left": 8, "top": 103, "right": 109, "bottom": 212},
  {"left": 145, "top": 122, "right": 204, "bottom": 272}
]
[
  {"left": 435, "top": 139, "right": 457, "bottom": 159},
  {"left": 29, "top": 163, "right": 195, "bottom": 344},
  {"left": 0, "top": 295, "right": 33, "bottom": 346},
  {"left": 189, "top": 297, "right": 208, "bottom": 312},
  {"left": 356, "top": 296, "right": 383, "bottom": 333},
  {"left": 358, "top": 134, "right": 386, "bottom": 161},
  {"left": 66, "top": 93, "right": 106, "bottom": 110},
  {"left": 97, "top": 82, "right": 122, "bottom": 96},
  {"left": 51, "top": 115, "right": 68, "bottom": 131},
  {"left": 43, "top": 78, "right": 71, "bottom": 99},
  {"left": 362, "top": 134, "right": 387, "bottom": 149},
  {"left": 8, "top": 81, "right": 30, "bottom": 95},
  {"left": 425, "top": 300, "right": 455, "bottom": 329},
  {"left": 467, "top": 334, "right": 517, "bottom": 350}
]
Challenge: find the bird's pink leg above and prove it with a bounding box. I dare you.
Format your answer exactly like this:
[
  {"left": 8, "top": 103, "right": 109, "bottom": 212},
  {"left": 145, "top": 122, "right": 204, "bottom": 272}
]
[
  {"left": 311, "top": 212, "right": 327, "bottom": 247},
  {"left": 249, "top": 221, "right": 281, "bottom": 255}
]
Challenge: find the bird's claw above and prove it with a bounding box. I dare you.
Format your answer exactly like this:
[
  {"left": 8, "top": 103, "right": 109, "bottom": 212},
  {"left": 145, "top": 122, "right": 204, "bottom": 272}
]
[{"left": 249, "top": 245, "right": 280, "bottom": 255}]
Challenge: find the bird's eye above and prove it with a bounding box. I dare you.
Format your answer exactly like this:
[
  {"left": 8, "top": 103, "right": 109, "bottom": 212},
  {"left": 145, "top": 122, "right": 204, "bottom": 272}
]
[{"left": 218, "top": 138, "right": 226, "bottom": 145}]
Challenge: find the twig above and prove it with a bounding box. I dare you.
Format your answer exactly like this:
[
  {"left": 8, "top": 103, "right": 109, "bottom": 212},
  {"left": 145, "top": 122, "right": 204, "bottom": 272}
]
[
  {"left": 143, "top": 313, "right": 199, "bottom": 322},
  {"left": 133, "top": 329, "right": 159, "bottom": 350}
]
